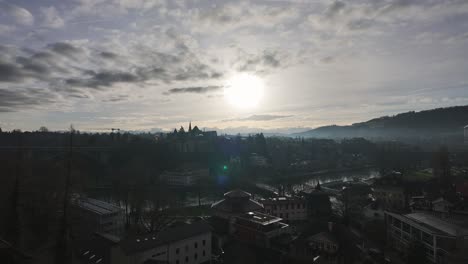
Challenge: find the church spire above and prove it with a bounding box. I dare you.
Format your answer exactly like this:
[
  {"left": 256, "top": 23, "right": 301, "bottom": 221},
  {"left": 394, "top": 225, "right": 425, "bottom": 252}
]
[
  {"left": 189, "top": 121, "right": 192, "bottom": 132},
  {"left": 315, "top": 181, "right": 321, "bottom": 191}
]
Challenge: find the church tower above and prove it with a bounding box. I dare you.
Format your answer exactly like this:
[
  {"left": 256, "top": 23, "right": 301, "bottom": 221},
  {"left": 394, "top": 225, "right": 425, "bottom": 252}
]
[{"left": 189, "top": 121, "right": 192, "bottom": 132}]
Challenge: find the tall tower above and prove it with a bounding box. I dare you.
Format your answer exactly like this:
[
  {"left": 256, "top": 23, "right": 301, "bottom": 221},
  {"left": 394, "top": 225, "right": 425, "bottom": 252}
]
[{"left": 189, "top": 121, "right": 192, "bottom": 132}]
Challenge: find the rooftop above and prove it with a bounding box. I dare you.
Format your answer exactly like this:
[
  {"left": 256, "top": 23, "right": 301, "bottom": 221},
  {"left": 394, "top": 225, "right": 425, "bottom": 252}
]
[
  {"left": 308, "top": 231, "right": 338, "bottom": 245},
  {"left": 74, "top": 198, "right": 123, "bottom": 216},
  {"left": 236, "top": 211, "right": 283, "bottom": 226},
  {"left": 261, "top": 197, "right": 304, "bottom": 204},
  {"left": 387, "top": 211, "right": 468, "bottom": 237},
  {"left": 120, "top": 221, "right": 211, "bottom": 255},
  {"left": 212, "top": 189, "right": 264, "bottom": 213},
  {"left": 224, "top": 189, "right": 251, "bottom": 198}
]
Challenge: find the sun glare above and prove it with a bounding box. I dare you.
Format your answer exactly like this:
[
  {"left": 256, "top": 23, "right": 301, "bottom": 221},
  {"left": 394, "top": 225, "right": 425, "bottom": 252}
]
[{"left": 224, "top": 73, "right": 264, "bottom": 109}]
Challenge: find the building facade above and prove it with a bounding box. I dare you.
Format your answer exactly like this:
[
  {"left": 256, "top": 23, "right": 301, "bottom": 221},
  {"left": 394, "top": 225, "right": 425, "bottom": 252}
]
[
  {"left": 385, "top": 211, "right": 468, "bottom": 263},
  {"left": 161, "top": 167, "right": 209, "bottom": 187},
  {"left": 211, "top": 190, "right": 292, "bottom": 248},
  {"left": 232, "top": 211, "right": 292, "bottom": 248},
  {"left": 373, "top": 186, "right": 406, "bottom": 210},
  {"left": 77, "top": 222, "right": 212, "bottom": 264},
  {"left": 71, "top": 197, "right": 125, "bottom": 238},
  {"left": 261, "top": 197, "right": 307, "bottom": 221}
]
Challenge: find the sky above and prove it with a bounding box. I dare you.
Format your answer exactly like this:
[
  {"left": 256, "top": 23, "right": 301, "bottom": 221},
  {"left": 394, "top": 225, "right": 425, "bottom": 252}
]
[{"left": 0, "top": 0, "right": 468, "bottom": 134}]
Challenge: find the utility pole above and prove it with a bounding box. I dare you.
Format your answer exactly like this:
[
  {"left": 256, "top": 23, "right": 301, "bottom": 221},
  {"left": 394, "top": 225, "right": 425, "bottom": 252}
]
[{"left": 55, "top": 127, "right": 73, "bottom": 264}]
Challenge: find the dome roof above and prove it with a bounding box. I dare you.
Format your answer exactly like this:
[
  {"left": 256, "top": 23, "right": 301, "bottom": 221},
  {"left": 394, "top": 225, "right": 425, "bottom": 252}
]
[
  {"left": 212, "top": 189, "right": 263, "bottom": 213},
  {"left": 224, "top": 189, "right": 251, "bottom": 198}
]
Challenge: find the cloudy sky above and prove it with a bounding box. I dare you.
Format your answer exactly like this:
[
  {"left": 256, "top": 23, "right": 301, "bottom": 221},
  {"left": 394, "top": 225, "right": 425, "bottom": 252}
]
[{"left": 1, "top": 0, "right": 468, "bottom": 133}]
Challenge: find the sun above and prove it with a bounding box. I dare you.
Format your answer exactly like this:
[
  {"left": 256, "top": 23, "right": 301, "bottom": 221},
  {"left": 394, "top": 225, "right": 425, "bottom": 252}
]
[{"left": 224, "top": 73, "right": 264, "bottom": 109}]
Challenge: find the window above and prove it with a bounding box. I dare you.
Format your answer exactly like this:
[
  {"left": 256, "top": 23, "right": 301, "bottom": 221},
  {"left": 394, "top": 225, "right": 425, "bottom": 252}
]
[
  {"left": 194, "top": 242, "right": 198, "bottom": 248},
  {"left": 185, "top": 245, "right": 188, "bottom": 252},
  {"left": 176, "top": 261, "right": 179, "bottom": 264},
  {"left": 185, "top": 256, "right": 188, "bottom": 263},
  {"left": 202, "top": 240, "right": 206, "bottom": 246},
  {"left": 203, "top": 250, "right": 205, "bottom": 257},
  {"left": 194, "top": 253, "right": 198, "bottom": 260},
  {"left": 176, "top": 248, "right": 180, "bottom": 254},
  {"left": 286, "top": 204, "right": 289, "bottom": 209}
]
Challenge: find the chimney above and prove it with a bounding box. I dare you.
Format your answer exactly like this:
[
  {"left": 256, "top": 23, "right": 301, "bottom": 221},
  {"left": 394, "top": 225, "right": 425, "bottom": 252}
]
[{"left": 328, "top": 222, "right": 333, "bottom": 232}]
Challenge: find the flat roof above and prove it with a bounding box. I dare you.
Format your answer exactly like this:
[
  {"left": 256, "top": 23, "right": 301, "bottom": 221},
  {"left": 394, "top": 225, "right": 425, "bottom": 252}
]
[
  {"left": 75, "top": 198, "right": 122, "bottom": 215},
  {"left": 387, "top": 211, "right": 468, "bottom": 237},
  {"left": 406, "top": 213, "right": 468, "bottom": 236},
  {"left": 236, "top": 211, "right": 283, "bottom": 226},
  {"left": 120, "top": 222, "right": 211, "bottom": 255}
]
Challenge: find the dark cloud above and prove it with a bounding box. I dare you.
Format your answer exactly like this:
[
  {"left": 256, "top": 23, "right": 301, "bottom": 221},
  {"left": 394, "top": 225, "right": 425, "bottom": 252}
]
[
  {"left": 16, "top": 56, "right": 50, "bottom": 75},
  {"left": 0, "top": 62, "right": 24, "bottom": 82},
  {"left": 235, "top": 50, "right": 283, "bottom": 73},
  {"left": 325, "top": 1, "right": 346, "bottom": 18},
  {"left": 47, "top": 42, "right": 81, "bottom": 57},
  {"left": 101, "top": 95, "right": 129, "bottom": 102},
  {"left": 164, "top": 85, "right": 223, "bottom": 95},
  {"left": 66, "top": 71, "right": 140, "bottom": 88},
  {"left": 0, "top": 88, "right": 55, "bottom": 112},
  {"left": 100, "top": 51, "right": 118, "bottom": 59}
]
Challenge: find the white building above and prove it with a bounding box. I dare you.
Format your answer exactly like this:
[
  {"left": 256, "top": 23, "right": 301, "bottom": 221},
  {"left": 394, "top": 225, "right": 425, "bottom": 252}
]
[
  {"left": 161, "top": 167, "right": 209, "bottom": 187},
  {"left": 71, "top": 197, "right": 125, "bottom": 238},
  {"left": 261, "top": 197, "right": 307, "bottom": 221},
  {"left": 385, "top": 211, "right": 468, "bottom": 263}
]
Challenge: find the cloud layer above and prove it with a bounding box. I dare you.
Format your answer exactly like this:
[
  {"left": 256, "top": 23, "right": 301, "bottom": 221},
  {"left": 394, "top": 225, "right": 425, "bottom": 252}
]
[{"left": 0, "top": 0, "right": 467, "bottom": 131}]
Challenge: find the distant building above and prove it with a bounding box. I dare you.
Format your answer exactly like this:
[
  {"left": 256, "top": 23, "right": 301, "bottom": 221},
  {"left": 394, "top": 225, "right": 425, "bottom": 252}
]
[
  {"left": 432, "top": 197, "right": 453, "bottom": 216},
  {"left": 76, "top": 222, "right": 211, "bottom": 264},
  {"left": 373, "top": 186, "right": 406, "bottom": 210},
  {"left": 211, "top": 190, "right": 291, "bottom": 248},
  {"left": 71, "top": 197, "right": 125, "bottom": 238},
  {"left": 161, "top": 165, "right": 209, "bottom": 187},
  {"left": 168, "top": 123, "right": 217, "bottom": 153},
  {"left": 409, "top": 196, "right": 432, "bottom": 211},
  {"left": 385, "top": 211, "right": 468, "bottom": 263},
  {"left": 249, "top": 153, "right": 269, "bottom": 167},
  {"left": 289, "top": 223, "right": 340, "bottom": 263},
  {"left": 211, "top": 189, "right": 264, "bottom": 219},
  {"left": 307, "top": 231, "right": 339, "bottom": 254},
  {"left": 300, "top": 183, "right": 332, "bottom": 218},
  {"left": 261, "top": 197, "right": 307, "bottom": 221},
  {"left": 233, "top": 211, "right": 292, "bottom": 248}
]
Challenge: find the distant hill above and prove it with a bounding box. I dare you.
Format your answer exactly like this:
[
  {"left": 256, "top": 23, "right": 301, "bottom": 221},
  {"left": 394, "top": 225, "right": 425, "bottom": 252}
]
[{"left": 293, "top": 105, "right": 468, "bottom": 140}]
